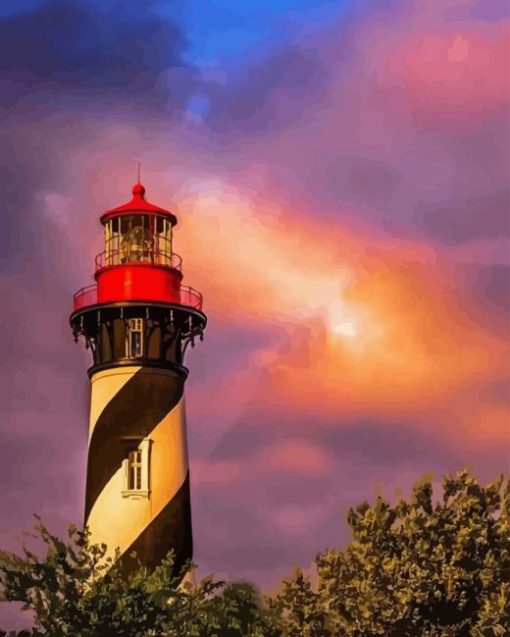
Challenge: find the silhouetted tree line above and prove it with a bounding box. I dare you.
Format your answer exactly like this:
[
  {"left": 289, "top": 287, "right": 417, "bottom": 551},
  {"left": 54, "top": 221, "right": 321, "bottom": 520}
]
[{"left": 1, "top": 470, "right": 508, "bottom": 636}]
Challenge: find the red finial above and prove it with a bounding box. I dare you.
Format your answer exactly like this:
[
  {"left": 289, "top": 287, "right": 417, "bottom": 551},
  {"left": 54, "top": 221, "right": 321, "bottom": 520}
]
[
  {"left": 132, "top": 182, "right": 146, "bottom": 198},
  {"left": 100, "top": 177, "right": 177, "bottom": 226},
  {"left": 132, "top": 160, "right": 145, "bottom": 197}
]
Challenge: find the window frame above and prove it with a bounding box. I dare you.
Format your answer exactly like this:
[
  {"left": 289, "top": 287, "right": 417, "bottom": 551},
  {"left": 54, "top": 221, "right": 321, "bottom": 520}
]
[
  {"left": 121, "top": 437, "right": 152, "bottom": 499},
  {"left": 125, "top": 318, "right": 144, "bottom": 359}
]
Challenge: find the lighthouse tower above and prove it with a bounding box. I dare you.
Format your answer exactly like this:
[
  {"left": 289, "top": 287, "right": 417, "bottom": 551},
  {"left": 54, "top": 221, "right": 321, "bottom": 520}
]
[{"left": 70, "top": 182, "right": 206, "bottom": 575}]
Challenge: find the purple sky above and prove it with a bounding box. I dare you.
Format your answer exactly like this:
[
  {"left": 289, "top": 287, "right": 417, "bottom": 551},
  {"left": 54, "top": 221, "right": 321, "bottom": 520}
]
[{"left": 0, "top": 0, "right": 509, "bottom": 629}]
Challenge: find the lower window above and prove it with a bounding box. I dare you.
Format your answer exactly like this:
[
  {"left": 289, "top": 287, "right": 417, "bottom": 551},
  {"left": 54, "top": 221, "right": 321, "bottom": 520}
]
[{"left": 121, "top": 438, "right": 151, "bottom": 499}]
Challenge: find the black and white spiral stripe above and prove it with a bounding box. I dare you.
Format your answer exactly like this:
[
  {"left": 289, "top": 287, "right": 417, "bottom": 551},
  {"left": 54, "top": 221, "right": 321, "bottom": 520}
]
[{"left": 85, "top": 365, "right": 192, "bottom": 574}]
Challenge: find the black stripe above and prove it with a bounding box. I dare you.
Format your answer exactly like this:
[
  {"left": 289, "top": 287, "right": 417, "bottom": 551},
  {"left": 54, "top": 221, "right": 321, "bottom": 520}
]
[
  {"left": 85, "top": 367, "right": 185, "bottom": 520},
  {"left": 119, "top": 472, "right": 192, "bottom": 575}
]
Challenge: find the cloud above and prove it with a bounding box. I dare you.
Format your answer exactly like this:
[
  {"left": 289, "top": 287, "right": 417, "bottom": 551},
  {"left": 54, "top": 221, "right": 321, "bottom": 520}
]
[
  {"left": 0, "top": 0, "right": 196, "bottom": 110},
  {"left": 452, "top": 263, "right": 510, "bottom": 338},
  {"left": 206, "top": 42, "right": 328, "bottom": 131},
  {"left": 416, "top": 191, "right": 510, "bottom": 244},
  {"left": 402, "top": 29, "right": 509, "bottom": 120},
  {"left": 193, "top": 439, "right": 332, "bottom": 488}
]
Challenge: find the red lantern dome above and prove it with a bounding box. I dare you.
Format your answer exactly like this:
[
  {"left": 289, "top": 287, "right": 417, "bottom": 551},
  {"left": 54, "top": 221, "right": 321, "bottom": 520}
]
[{"left": 100, "top": 182, "right": 177, "bottom": 226}]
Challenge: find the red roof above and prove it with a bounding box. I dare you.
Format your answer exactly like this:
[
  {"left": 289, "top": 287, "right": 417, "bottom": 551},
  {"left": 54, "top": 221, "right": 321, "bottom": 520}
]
[{"left": 100, "top": 183, "right": 177, "bottom": 225}]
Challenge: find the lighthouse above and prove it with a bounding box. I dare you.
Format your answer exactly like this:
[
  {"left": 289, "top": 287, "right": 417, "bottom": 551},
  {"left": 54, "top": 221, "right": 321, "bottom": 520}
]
[{"left": 70, "top": 181, "right": 206, "bottom": 575}]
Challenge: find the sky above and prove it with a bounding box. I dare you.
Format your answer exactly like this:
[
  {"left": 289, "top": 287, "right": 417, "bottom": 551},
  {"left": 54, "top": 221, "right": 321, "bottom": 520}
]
[{"left": 0, "top": 0, "right": 509, "bottom": 628}]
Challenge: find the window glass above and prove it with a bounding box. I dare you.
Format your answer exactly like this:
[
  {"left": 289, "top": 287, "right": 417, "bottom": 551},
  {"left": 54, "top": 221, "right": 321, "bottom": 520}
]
[
  {"left": 127, "top": 450, "right": 142, "bottom": 490},
  {"left": 122, "top": 438, "right": 151, "bottom": 498}
]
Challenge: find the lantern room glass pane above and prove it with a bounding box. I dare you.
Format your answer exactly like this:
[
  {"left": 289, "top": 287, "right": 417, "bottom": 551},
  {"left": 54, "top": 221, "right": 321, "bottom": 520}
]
[
  {"left": 105, "top": 220, "right": 116, "bottom": 265},
  {"left": 154, "top": 215, "right": 172, "bottom": 264},
  {"left": 102, "top": 214, "right": 173, "bottom": 267},
  {"left": 119, "top": 215, "right": 154, "bottom": 263}
]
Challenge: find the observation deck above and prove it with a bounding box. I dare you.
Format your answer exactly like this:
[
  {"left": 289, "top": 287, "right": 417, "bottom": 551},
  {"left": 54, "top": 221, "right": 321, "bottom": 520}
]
[
  {"left": 73, "top": 282, "right": 203, "bottom": 312},
  {"left": 73, "top": 248, "right": 202, "bottom": 313}
]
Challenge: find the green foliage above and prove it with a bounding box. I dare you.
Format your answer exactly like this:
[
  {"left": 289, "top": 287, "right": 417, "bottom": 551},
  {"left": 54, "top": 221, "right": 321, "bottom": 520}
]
[
  {"left": 278, "top": 470, "right": 509, "bottom": 637},
  {"left": 1, "top": 471, "right": 508, "bottom": 636},
  {"left": 269, "top": 568, "right": 330, "bottom": 637},
  {"left": 0, "top": 517, "right": 281, "bottom": 636}
]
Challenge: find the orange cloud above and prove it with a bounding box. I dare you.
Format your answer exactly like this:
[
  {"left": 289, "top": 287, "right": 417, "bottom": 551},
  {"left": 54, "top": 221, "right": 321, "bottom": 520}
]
[{"left": 174, "top": 184, "right": 508, "bottom": 452}]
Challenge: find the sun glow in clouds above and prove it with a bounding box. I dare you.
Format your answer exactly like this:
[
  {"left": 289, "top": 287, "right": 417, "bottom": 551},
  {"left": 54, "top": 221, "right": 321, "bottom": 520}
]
[
  {"left": 332, "top": 321, "right": 358, "bottom": 338},
  {"left": 325, "top": 298, "right": 361, "bottom": 340}
]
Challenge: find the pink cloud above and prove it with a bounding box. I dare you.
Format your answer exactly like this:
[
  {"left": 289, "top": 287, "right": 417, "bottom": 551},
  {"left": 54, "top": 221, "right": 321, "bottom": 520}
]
[
  {"left": 400, "top": 29, "right": 509, "bottom": 117},
  {"left": 192, "top": 459, "right": 242, "bottom": 487},
  {"left": 191, "top": 439, "right": 333, "bottom": 487},
  {"left": 260, "top": 440, "right": 333, "bottom": 477}
]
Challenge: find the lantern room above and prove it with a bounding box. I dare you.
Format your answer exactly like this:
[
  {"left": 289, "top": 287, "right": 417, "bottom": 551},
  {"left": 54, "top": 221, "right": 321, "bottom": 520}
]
[
  {"left": 71, "top": 181, "right": 203, "bottom": 313},
  {"left": 98, "top": 182, "right": 178, "bottom": 268}
]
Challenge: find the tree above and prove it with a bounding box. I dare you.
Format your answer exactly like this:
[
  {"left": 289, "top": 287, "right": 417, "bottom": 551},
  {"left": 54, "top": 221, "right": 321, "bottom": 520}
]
[
  {"left": 269, "top": 568, "right": 330, "bottom": 637},
  {"left": 0, "top": 518, "right": 281, "bottom": 637},
  {"left": 275, "top": 470, "right": 509, "bottom": 636},
  {"left": 1, "top": 471, "right": 508, "bottom": 636}
]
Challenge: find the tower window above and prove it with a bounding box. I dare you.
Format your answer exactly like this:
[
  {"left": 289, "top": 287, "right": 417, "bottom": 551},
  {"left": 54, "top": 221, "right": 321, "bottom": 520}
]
[
  {"left": 127, "top": 449, "right": 142, "bottom": 490},
  {"left": 126, "top": 318, "right": 144, "bottom": 358},
  {"left": 121, "top": 438, "right": 151, "bottom": 499}
]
